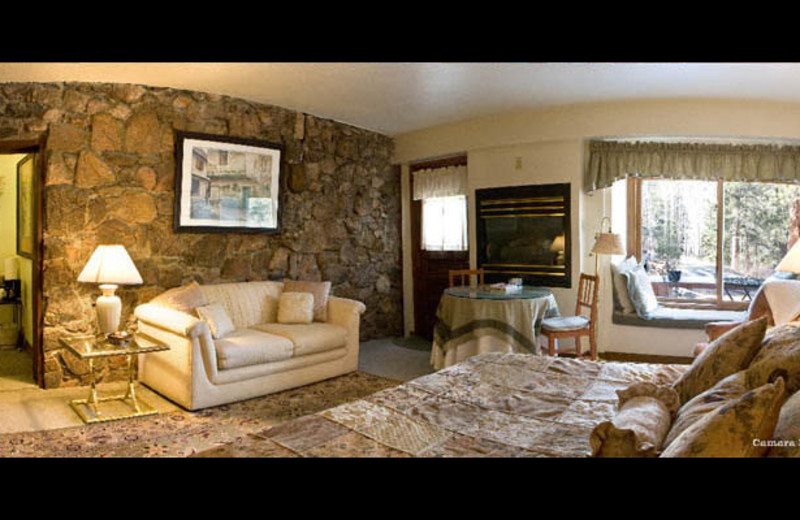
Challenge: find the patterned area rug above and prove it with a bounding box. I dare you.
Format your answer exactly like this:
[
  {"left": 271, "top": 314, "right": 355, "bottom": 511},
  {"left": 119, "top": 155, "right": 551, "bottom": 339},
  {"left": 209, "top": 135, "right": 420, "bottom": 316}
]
[{"left": 0, "top": 372, "right": 398, "bottom": 457}]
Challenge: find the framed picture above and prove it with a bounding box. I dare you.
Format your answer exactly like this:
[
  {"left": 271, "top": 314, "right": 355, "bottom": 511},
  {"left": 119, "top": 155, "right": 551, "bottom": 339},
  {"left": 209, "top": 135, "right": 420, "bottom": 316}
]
[
  {"left": 174, "top": 131, "right": 285, "bottom": 233},
  {"left": 16, "top": 154, "right": 35, "bottom": 259}
]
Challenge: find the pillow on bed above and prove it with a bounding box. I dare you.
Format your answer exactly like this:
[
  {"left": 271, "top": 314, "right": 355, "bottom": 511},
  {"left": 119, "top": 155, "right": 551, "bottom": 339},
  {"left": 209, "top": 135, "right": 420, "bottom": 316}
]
[
  {"left": 590, "top": 382, "right": 680, "bottom": 457},
  {"left": 768, "top": 389, "right": 800, "bottom": 458},
  {"left": 745, "top": 322, "right": 800, "bottom": 396},
  {"left": 661, "top": 378, "right": 786, "bottom": 458},
  {"left": 611, "top": 256, "right": 638, "bottom": 314},
  {"left": 672, "top": 317, "right": 767, "bottom": 404},
  {"left": 624, "top": 264, "right": 659, "bottom": 317},
  {"left": 664, "top": 371, "right": 750, "bottom": 448}
]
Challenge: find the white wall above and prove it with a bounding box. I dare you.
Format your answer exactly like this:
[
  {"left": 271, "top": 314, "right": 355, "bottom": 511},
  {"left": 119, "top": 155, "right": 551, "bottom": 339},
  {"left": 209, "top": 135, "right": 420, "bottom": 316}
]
[{"left": 394, "top": 99, "right": 800, "bottom": 357}]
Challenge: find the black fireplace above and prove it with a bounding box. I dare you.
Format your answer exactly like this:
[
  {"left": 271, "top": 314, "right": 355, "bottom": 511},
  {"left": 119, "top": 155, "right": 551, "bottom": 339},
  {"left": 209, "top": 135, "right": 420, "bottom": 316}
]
[{"left": 476, "top": 182, "right": 571, "bottom": 288}]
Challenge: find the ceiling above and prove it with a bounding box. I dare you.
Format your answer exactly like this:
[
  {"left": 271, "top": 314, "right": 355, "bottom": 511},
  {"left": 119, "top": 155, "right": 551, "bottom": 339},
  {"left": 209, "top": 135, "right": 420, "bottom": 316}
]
[{"left": 4, "top": 63, "right": 800, "bottom": 136}]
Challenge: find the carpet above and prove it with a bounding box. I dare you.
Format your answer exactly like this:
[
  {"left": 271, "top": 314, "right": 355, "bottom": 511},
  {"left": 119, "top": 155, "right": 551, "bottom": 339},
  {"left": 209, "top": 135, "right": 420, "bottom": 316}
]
[{"left": 0, "top": 372, "right": 398, "bottom": 457}]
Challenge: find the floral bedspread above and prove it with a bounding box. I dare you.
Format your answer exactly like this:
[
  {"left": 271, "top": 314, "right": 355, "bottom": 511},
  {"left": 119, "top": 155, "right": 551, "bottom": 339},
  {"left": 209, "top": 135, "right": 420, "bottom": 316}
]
[{"left": 195, "top": 353, "right": 688, "bottom": 458}]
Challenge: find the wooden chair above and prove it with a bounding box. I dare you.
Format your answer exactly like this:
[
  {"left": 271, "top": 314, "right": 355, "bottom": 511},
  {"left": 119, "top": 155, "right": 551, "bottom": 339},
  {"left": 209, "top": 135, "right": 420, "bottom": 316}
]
[
  {"left": 449, "top": 268, "right": 485, "bottom": 288},
  {"left": 541, "top": 273, "right": 598, "bottom": 360}
]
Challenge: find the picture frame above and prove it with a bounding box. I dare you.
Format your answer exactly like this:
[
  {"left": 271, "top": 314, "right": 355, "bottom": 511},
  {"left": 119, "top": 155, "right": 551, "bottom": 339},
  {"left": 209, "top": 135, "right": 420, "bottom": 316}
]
[
  {"left": 16, "top": 154, "right": 35, "bottom": 259},
  {"left": 173, "top": 131, "right": 285, "bottom": 234}
]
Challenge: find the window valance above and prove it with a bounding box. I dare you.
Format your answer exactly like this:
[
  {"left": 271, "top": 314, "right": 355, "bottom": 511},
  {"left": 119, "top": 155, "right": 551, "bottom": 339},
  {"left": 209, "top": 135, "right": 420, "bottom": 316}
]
[
  {"left": 413, "top": 165, "right": 468, "bottom": 200},
  {"left": 585, "top": 140, "right": 800, "bottom": 193}
]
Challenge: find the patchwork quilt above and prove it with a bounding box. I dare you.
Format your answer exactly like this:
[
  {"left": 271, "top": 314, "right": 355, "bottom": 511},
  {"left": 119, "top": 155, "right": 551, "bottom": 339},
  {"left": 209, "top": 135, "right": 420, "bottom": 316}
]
[{"left": 194, "top": 353, "right": 688, "bottom": 458}]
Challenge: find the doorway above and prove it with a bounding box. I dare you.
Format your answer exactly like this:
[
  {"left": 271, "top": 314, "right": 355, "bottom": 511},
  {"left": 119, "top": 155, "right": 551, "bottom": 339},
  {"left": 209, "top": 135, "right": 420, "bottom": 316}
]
[
  {"left": 0, "top": 139, "right": 45, "bottom": 390},
  {"left": 410, "top": 155, "right": 469, "bottom": 340}
]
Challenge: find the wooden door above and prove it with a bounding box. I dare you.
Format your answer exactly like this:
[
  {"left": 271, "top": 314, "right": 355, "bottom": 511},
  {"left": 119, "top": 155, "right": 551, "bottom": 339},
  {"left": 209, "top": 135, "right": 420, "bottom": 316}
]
[{"left": 410, "top": 156, "right": 469, "bottom": 340}]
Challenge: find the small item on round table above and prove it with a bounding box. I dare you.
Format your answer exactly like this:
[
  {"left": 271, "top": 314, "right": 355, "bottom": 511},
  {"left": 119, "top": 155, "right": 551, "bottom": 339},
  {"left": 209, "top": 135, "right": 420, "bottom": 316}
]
[{"left": 107, "top": 331, "right": 131, "bottom": 346}]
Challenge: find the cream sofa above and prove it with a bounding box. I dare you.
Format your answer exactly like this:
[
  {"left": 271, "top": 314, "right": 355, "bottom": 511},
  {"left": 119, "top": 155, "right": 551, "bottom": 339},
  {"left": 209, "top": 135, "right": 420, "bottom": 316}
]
[{"left": 134, "top": 281, "right": 365, "bottom": 410}]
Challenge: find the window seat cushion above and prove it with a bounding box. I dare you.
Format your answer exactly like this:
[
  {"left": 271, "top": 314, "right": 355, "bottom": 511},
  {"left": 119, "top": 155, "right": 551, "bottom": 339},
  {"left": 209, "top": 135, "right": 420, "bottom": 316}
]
[{"left": 612, "top": 308, "right": 747, "bottom": 329}]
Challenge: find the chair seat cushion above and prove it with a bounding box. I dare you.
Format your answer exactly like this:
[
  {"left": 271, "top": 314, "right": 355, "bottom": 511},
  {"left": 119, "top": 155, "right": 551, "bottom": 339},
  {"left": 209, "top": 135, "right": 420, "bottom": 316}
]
[
  {"left": 542, "top": 315, "right": 590, "bottom": 332},
  {"left": 256, "top": 322, "right": 348, "bottom": 357},
  {"left": 215, "top": 329, "right": 294, "bottom": 370}
]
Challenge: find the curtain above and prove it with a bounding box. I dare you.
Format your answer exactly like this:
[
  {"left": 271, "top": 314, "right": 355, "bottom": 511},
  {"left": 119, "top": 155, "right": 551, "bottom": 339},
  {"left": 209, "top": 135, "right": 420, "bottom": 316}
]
[
  {"left": 422, "top": 195, "right": 468, "bottom": 251},
  {"left": 413, "top": 165, "right": 467, "bottom": 200},
  {"left": 585, "top": 140, "right": 800, "bottom": 193}
]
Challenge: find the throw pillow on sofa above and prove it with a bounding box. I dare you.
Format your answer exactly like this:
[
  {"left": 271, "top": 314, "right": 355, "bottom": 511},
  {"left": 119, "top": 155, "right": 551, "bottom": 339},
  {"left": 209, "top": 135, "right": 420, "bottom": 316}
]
[
  {"left": 624, "top": 264, "right": 659, "bottom": 317},
  {"left": 149, "top": 280, "right": 208, "bottom": 316},
  {"left": 277, "top": 292, "right": 315, "bottom": 324},
  {"left": 611, "top": 255, "right": 638, "bottom": 314},
  {"left": 283, "top": 280, "right": 331, "bottom": 322},
  {"left": 590, "top": 382, "right": 680, "bottom": 457},
  {"left": 661, "top": 378, "right": 786, "bottom": 458},
  {"left": 672, "top": 316, "right": 767, "bottom": 404},
  {"left": 196, "top": 303, "right": 235, "bottom": 339}
]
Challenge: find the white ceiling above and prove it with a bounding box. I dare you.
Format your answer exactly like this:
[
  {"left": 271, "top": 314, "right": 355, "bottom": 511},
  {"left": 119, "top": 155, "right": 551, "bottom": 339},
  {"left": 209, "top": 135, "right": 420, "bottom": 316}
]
[{"left": 4, "top": 63, "right": 800, "bottom": 136}]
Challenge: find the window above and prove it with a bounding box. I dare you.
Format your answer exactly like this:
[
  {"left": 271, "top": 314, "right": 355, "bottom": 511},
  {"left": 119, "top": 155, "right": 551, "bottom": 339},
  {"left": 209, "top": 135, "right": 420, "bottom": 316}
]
[
  {"left": 422, "top": 195, "right": 468, "bottom": 251},
  {"left": 632, "top": 178, "right": 800, "bottom": 309},
  {"left": 218, "top": 151, "right": 228, "bottom": 166}
]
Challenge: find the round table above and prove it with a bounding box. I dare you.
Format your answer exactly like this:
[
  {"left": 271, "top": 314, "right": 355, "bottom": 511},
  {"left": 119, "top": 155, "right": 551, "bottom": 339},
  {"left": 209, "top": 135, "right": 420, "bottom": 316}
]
[{"left": 431, "top": 285, "right": 559, "bottom": 369}]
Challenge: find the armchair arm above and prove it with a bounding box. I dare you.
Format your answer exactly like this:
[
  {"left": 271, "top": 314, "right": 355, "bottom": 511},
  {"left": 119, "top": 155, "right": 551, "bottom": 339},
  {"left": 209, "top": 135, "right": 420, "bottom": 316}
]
[
  {"left": 704, "top": 320, "right": 742, "bottom": 342},
  {"left": 327, "top": 296, "right": 366, "bottom": 322},
  {"left": 135, "top": 303, "right": 208, "bottom": 338}
]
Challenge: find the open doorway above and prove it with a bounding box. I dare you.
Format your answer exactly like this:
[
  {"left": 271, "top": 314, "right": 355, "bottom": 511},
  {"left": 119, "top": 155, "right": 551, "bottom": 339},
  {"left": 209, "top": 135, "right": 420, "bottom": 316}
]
[{"left": 0, "top": 139, "right": 44, "bottom": 391}]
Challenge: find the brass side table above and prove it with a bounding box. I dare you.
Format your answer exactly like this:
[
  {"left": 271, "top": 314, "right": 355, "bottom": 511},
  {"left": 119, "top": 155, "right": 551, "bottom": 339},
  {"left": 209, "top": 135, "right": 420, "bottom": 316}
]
[{"left": 59, "top": 333, "right": 169, "bottom": 424}]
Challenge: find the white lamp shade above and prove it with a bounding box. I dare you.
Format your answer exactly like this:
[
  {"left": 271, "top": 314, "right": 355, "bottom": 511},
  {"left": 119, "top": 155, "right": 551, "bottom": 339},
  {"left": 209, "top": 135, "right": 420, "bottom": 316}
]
[
  {"left": 592, "top": 233, "right": 625, "bottom": 256},
  {"left": 549, "top": 234, "right": 565, "bottom": 253},
  {"left": 4, "top": 257, "right": 18, "bottom": 280},
  {"left": 776, "top": 241, "right": 800, "bottom": 274},
  {"left": 77, "top": 245, "right": 143, "bottom": 285}
]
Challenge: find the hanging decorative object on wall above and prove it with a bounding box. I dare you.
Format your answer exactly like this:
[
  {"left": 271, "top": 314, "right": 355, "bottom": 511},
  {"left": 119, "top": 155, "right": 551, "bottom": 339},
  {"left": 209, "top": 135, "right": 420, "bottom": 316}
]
[
  {"left": 174, "top": 131, "right": 285, "bottom": 233},
  {"left": 16, "top": 155, "right": 34, "bottom": 259}
]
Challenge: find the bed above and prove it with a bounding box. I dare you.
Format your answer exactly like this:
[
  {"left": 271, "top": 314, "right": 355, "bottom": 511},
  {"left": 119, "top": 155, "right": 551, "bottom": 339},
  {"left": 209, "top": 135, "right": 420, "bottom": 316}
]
[{"left": 194, "top": 353, "right": 688, "bottom": 457}]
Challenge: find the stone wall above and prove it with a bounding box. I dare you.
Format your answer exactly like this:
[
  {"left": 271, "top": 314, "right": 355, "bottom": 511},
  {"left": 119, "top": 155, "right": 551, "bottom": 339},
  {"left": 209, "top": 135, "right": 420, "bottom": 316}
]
[{"left": 0, "top": 82, "right": 401, "bottom": 388}]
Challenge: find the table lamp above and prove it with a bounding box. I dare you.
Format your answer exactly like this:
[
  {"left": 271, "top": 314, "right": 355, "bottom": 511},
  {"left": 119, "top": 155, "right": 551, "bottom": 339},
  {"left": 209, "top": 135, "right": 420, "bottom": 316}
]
[
  {"left": 776, "top": 241, "right": 800, "bottom": 276},
  {"left": 77, "top": 245, "right": 143, "bottom": 337},
  {"left": 591, "top": 217, "right": 624, "bottom": 275},
  {"left": 549, "top": 234, "right": 566, "bottom": 265}
]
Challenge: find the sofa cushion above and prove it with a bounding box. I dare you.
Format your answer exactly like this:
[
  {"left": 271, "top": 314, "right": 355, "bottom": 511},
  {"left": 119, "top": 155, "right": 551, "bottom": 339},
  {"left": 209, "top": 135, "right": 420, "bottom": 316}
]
[
  {"left": 150, "top": 281, "right": 207, "bottom": 316},
  {"left": 215, "top": 329, "right": 294, "bottom": 370},
  {"left": 624, "top": 264, "right": 659, "bottom": 317},
  {"left": 277, "top": 292, "right": 315, "bottom": 324},
  {"left": 283, "top": 280, "right": 332, "bottom": 322},
  {"left": 611, "top": 256, "right": 638, "bottom": 314},
  {"left": 196, "top": 303, "right": 235, "bottom": 339},
  {"left": 199, "top": 281, "right": 283, "bottom": 329},
  {"left": 256, "top": 322, "right": 348, "bottom": 357}
]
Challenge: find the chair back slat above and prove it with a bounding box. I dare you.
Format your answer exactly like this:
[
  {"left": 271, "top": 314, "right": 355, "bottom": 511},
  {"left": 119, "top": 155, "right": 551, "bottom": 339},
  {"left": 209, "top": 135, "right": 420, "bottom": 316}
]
[
  {"left": 449, "top": 268, "right": 485, "bottom": 288},
  {"left": 575, "top": 273, "right": 598, "bottom": 319}
]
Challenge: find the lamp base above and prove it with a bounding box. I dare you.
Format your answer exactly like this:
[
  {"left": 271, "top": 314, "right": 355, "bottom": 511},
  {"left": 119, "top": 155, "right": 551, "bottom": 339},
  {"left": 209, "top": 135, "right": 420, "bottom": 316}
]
[{"left": 96, "top": 284, "right": 121, "bottom": 335}]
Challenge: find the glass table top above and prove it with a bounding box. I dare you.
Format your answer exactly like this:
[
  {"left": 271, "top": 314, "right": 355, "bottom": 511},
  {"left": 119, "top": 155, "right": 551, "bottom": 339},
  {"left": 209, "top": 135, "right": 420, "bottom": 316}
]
[
  {"left": 59, "top": 333, "right": 169, "bottom": 359},
  {"left": 444, "top": 285, "right": 553, "bottom": 300}
]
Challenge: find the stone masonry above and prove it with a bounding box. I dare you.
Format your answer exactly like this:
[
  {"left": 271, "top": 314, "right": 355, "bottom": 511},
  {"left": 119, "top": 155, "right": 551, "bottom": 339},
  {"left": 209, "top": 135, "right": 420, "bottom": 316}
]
[{"left": 0, "top": 82, "right": 401, "bottom": 388}]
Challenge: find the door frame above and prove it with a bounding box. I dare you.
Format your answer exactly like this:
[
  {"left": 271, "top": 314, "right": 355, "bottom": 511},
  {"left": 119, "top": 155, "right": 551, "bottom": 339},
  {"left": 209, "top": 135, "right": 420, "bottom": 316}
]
[
  {"left": 409, "top": 154, "right": 468, "bottom": 338},
  {"left": 0, "top": 137, "right": 46, "bottom": 387}
]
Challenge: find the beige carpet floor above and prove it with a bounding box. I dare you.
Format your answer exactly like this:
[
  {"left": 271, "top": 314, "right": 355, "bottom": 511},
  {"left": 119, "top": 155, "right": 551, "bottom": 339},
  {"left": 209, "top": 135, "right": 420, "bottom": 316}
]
[{"left": 0, "top": 372, "right": 398, "bottom": 457}]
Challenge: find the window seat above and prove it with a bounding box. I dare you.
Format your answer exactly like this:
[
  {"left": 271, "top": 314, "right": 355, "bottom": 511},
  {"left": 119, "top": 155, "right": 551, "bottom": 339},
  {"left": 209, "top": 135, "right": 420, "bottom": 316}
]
[{"left": 612, "top": 307, "right": 747, "bottom": 329}]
